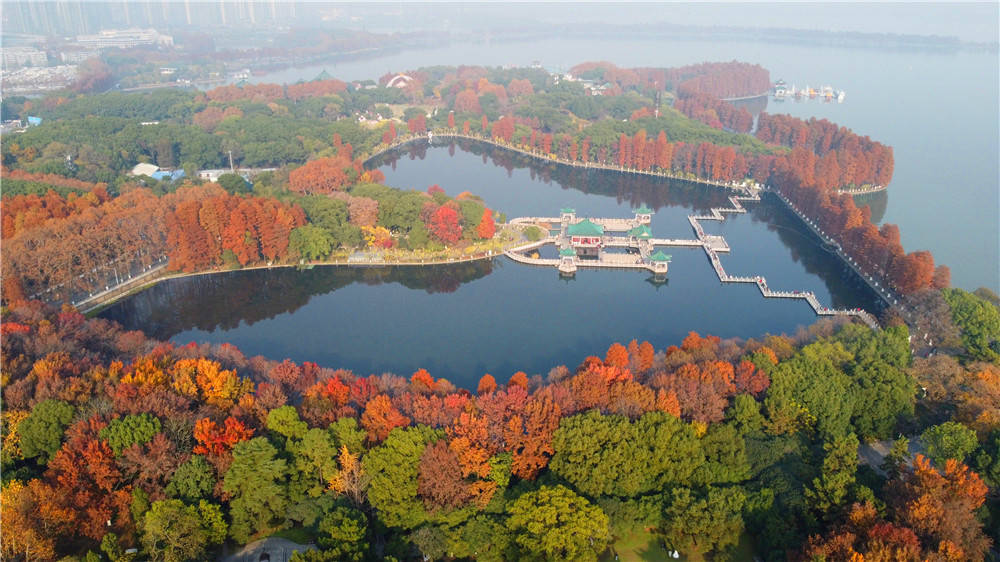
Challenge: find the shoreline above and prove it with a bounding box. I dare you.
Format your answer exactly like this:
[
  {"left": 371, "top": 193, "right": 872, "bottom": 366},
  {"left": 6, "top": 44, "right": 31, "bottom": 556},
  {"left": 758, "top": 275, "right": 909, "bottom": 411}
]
[
  {"left": 371, "top": 134, "right": 894, "bottom": 317},
  {"left": 81, "top": 136, "right": 890, "bottom": 318},
  {"left": 362, "top": 131, "right": 887, "bottom": 195},
  {"left": 79, "top": 246, "right": 516, "bottom": 315}
]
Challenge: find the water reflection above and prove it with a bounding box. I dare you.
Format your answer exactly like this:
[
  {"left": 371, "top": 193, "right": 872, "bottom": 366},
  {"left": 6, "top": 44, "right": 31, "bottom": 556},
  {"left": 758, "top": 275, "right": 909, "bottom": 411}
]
[
  {"left": 852, "top": 190, "right": 888, "bottom": 224},
  {"left": 101, "top": 261, "right": 494, "bottom": 341},
  {"left": 371, "top": 138, "right": 733, "bottom": 214}
]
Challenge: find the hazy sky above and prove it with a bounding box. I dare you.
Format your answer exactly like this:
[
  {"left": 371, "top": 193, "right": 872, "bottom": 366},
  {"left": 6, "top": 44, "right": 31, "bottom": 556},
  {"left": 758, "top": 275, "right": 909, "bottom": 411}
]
[
  {"left": 449, "top": 2, "right": 1000, "bottom": 43},
  {"left": 5, "top": 2, "right": 998, "bottom": 44}
]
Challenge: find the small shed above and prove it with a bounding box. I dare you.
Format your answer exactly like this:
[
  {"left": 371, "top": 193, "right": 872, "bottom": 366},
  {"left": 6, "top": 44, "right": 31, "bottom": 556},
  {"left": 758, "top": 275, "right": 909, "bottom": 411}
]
[{"left": 130, "top": 162, "right": 160, "bottom": 177}]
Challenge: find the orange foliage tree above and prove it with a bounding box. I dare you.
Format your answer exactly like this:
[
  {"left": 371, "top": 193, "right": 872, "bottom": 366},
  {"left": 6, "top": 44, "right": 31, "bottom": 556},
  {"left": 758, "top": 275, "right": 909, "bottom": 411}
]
[
  {"left": 360, "top": 394, "right": 410, "bottom": 443},
  {"left": 475, "top": 208, "right": 495, "bottom": 240},
  {"left": 192, "top": 416, "right": 254, "bottom": 456}
]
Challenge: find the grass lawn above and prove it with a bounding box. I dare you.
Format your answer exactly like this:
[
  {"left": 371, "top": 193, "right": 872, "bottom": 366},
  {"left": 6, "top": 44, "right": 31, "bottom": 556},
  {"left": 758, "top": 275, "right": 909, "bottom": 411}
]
[
  {"left": 600, "top": 530, "right": 758, "bottom": 562},
  {"left": 600, "top": 529, "right": 672, "bottom": 562},
  {"left": 266, "top": 526, "right": 315, "bottom": 544}
]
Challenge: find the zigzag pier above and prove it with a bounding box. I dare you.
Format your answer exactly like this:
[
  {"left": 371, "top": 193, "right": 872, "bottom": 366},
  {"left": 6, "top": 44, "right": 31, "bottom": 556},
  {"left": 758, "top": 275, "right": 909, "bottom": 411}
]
[{"left": 505, "top": 186, "right": 880, "bottom": 330}]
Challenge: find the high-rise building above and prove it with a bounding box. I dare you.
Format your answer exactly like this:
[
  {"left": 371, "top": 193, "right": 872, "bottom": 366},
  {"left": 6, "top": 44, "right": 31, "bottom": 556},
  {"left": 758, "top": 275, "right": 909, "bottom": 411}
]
[{"left": 3, "top": 1, "right": 307, "bottom": 35}]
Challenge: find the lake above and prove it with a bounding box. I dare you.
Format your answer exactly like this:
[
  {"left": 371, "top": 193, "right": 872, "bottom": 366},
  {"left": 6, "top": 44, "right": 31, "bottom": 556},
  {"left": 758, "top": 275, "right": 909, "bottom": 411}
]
[
  {"left": 252, "top": 36, "right": 999, "bottom": 291},
  {"left": 101, "top": 141, "right": 882, "bottom": 387}
]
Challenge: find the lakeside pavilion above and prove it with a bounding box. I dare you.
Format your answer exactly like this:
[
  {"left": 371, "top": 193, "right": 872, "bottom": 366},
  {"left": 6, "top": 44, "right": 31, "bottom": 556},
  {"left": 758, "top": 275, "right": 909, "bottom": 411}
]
[{"left": 566, "top": 218, "right": 604, "bottom": 257}]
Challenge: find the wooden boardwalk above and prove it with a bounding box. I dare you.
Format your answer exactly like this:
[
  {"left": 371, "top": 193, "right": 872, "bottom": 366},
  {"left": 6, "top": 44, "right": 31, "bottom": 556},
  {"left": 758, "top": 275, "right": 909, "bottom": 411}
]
[{"left": 506, "top": 187, "right": 880, "bottom": 330}]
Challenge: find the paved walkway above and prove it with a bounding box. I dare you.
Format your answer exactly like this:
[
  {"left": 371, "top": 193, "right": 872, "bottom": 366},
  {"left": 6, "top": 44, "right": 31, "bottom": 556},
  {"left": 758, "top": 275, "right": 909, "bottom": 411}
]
[{"left": 220, "top": 537, "right": 316, "bottom": 562}]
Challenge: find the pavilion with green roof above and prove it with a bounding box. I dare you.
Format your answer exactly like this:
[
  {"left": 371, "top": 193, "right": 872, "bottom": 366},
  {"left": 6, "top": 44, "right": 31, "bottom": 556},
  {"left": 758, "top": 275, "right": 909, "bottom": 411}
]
[
  {"left": 627, "top": 224, "right": 653, "bottom": 240},
  {"left": 649, "top": 250, "right": 672, "bottom": 273},
  {"left": 567, "top": 219, "right": 604, "bottom": 255},
  {"left": 567, "top": 219, "right": 604, "bottom": 237},
  {"left": 557, "top": 246, "right": 578, "bottom": 274},
  {"left": 634, "top": 205, "right": 654, "bottom": 223}
]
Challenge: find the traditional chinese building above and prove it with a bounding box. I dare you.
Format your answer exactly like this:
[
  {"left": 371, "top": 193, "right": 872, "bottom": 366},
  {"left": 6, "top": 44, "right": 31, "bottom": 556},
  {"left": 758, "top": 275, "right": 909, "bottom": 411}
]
[
  {"left": 558, "top": 246, "right": 578, "bottom": 274},
  {"left": 649, "top": 250, "right": 672, "bottom": 273},
  {"left": 627, "top": 224, "right": 653, "bottom": 243},
  {"left": 634, "top": 206, "right": 653, "bottom": 224},
  {"left": 566, "top": 219, "right": 604, "bottom": 257}
]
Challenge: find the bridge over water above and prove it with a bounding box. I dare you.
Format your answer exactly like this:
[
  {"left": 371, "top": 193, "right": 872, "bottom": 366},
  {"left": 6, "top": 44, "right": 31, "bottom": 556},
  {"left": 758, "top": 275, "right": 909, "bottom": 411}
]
[{"left": 505, "top": 187, "right": 880, "bottom": 330}]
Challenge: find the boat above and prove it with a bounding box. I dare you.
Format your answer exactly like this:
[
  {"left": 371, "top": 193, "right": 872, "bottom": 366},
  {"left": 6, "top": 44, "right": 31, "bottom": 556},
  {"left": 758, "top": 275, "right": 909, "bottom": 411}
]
[{"left": 778, "top": 82, "right": 847, "bottom": 103}]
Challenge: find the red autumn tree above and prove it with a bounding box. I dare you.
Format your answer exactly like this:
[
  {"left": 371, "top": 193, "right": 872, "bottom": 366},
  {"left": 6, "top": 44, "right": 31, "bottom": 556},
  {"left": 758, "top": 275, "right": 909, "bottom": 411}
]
[
  {"left": 507, "top": 78, "right": 534, "bottom": 98},
  {"left": 892, "top": 251, "right": 935, "bottom": 294},
  {"left": 477, "top": 374, "right": 497, "bottom": 395},
  {"left": 407, "top": 114, "right": 427, "bottom": 134},
  {"left": 192, "top": 416, "right": 254, "bottom": 456},
  {"left": 505, "top": 392, "right": 561, "bottom": 480},
  {"left": 888, "top": 455, "right": 990, "bottom": 559},
  {"left": 43, "top": 417, "right": 132, "bottom": 541},
  {"left": 734, "top": 359, "right": 770, "bottom": 396},
  {"left": 382, "top": 121, "right": 396, "bottom": 144},
  {"left": 428, "top": 205, "right": 462, "bottom": 245},
  {"left": 605, "top": 343, "right": 629, "bottom": 368},
  {"left": 475, "top": 208, "right": 495, "bottom": 239},
  {"left": 288, "top": 156, "right": 351, "bottom": 194},
  {"left": 454, "top": 89, "right": 482, "bottom": 114},
  {"left": 447, "top": 111, "right": 456, "bottom": 129},
  {"left": 637, "top": 341, "right": 655, "bottom": 372},
  {"left": 360, "top": 394, "right": 410, "bottom": 443},
  {"left": 931, "top": 265, "right": 951, "bottom": 289},
  {"left": 508, "top": 371, "right": 529, "bottom": 390},
  {"left": 656, "top": 389, "right": 682, "bottom": 417},
  {"left": 417, "top": 440, "right": 472, "bottom": 512},
  {"left": 410, "top": 368, "right": 436, "bottom": 394},
  {"left": 542, "top": 133, "right": 553, "bottom": 154}
]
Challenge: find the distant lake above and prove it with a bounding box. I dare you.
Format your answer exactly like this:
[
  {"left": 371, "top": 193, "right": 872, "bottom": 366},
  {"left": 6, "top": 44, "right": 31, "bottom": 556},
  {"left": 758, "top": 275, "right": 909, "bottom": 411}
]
[
  {"left": 252, "top": 36, "right": 999, "bottom": 291},
  {"left": 101, "top": 142, "right": 882, "bottom": 387}
]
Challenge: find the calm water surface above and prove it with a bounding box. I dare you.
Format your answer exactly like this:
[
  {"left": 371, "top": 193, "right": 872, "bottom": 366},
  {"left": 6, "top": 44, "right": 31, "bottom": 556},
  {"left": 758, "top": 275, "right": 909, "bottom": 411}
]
[
  {"left": 102, "top": 143, "right": 881, "bottom": 387},
  {"left": 255, "top": 37, "right": 999, "bottom": 290}
]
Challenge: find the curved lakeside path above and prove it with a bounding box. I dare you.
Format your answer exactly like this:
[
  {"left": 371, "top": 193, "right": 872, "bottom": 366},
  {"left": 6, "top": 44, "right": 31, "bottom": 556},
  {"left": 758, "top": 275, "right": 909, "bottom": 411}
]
[
  {"left": 363, "top": 131, "right": 886, "bottom": 195},
  {"left": 76, "top": 249, "right": 506, "bottom": 315}
]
